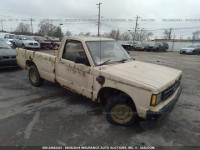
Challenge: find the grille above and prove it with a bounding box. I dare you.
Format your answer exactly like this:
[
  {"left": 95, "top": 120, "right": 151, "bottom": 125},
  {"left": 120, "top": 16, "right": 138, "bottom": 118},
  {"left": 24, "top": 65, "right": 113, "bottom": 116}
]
[
  {"left": 162, "top": 79, "right": 180, "bottom": 101},
  {"left": 29, "top": 43, "right": 33, "bottom": 45},
  {"left": 3, "top": 56, "right": 9, "bottom": 59}
]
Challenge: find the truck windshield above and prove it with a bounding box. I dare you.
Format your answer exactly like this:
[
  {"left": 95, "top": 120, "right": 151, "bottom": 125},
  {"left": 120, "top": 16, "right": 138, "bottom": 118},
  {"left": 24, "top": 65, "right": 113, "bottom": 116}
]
[{"left": 86, "top": 41, "right": 131, "bottom": 66}]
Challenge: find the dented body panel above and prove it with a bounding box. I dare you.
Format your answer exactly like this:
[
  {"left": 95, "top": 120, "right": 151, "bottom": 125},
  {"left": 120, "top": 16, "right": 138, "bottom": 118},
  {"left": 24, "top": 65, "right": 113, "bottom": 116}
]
[{"left": 16, "top": 36, "right": 182, "bottom": 119}]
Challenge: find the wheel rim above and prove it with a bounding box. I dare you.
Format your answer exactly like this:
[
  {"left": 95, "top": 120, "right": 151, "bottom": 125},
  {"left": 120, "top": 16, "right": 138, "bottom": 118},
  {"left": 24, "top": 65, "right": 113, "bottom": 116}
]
[
  {"left": 30, "top": 69, "right": 37, "bottom": 83},
  {"left": 111, "top": 104, "right": 133, "bottom": 124}
]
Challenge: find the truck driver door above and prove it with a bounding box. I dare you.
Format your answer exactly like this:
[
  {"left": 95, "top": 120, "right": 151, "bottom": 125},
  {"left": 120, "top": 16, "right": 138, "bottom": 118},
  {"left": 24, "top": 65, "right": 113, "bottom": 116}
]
[{"left": 56, "top": 40, "right": 93, "bottom": 99}]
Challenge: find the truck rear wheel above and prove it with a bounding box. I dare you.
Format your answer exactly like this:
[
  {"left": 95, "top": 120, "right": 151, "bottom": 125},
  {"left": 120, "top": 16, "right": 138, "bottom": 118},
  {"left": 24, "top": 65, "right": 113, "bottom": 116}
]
[
  {"left": 105, "top": 95, "right": 138, "bottom": 126},
  {"left": 29, "top": 65, "right": 44, "bottom": 87}
]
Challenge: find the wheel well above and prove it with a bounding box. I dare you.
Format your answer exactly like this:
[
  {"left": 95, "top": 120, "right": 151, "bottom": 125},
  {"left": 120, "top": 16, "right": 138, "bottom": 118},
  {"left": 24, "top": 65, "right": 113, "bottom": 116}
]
[
  {"left": 26, "top": 60, "right": 35, "bottom": 67},
  {"left": 97, "top": 87, "right": 135, "bottom": 106}
]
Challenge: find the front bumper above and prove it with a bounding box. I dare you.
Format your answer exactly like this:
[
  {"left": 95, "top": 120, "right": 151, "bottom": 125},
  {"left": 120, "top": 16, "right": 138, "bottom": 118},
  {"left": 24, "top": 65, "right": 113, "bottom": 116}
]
[
  {"left": 146, "top": 86, "right": 182, "bottom": 120},
  {"left": 0, "top": 60, "right": 18, "bottom": 68}
]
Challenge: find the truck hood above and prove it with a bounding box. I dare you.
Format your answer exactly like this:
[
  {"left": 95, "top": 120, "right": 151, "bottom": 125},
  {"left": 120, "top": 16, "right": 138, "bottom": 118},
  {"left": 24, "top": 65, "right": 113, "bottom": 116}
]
[
  {"left": 101, "top": 61, "right": 182, "bottom": 92},
  {"left": 0, "top": 48, "right": 16, "bottom": 56}
]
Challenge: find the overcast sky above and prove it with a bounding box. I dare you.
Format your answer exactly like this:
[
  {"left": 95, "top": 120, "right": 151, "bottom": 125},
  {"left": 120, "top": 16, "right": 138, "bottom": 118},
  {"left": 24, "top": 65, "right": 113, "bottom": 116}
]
[{"left": 1, "top": 0, "right": 200, "bottom": 39}]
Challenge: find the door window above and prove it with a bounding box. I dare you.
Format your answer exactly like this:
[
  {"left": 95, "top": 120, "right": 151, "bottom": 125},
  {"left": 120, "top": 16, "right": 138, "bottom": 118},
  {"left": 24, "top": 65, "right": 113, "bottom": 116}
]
[{"left": 62, "top": 40, "right": 90, "bottom": 66}]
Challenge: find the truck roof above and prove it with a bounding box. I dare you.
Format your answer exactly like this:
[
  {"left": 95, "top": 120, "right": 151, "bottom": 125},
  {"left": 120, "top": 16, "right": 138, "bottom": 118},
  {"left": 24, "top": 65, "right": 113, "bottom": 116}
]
[{"left": 63, "top": 36, "right": 115, "bottom": 42}]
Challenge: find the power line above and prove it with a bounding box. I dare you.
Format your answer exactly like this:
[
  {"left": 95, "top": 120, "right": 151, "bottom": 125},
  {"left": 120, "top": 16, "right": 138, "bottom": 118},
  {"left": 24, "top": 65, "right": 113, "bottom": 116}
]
[{"left": 96, "top": 2, "right": 102, "bottom": 37}]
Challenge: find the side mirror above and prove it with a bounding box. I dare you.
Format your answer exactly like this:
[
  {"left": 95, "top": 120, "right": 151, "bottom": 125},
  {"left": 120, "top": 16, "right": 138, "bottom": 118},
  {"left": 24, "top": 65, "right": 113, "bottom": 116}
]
[{"left": 75, "top": 56, "right": 90, "bottom": 66}]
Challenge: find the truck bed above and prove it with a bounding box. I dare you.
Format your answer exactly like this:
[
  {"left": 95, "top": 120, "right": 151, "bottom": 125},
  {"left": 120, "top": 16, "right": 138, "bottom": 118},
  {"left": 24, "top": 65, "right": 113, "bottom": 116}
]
[{"left": 16, "top": 48, "right": 56, "bottom": 83}]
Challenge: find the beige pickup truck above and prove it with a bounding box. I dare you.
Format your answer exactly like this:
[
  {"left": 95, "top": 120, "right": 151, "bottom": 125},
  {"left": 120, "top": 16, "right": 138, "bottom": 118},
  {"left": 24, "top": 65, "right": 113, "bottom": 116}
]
[{"left": 16, "top": 37, "right": 182, "bottom": 126}]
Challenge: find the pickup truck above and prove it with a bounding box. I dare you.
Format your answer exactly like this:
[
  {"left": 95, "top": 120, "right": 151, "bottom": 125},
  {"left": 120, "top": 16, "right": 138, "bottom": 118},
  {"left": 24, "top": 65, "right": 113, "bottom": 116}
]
[{"left": 16, "top": 37, "right": 182, "bottom": 126}]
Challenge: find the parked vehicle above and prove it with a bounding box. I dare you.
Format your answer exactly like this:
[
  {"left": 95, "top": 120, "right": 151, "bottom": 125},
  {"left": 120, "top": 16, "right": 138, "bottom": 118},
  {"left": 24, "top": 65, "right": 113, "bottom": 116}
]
[
  {"left": 13, "top": 35, "right": 40, "bottom": 49},
  {"left": 4, "top": 33, "right": 15, "bottom": 43},
  {"left": 135, "top": 43, "right": 149, "bottom": 51},
  {"left": 180, "top": 44, "right": 200, "bottom": 54},
  {"left": 161, "top": 42, "right": 169, "bottom": 50},
  {"left": 121, "top": 41, "right": 138, "bottom": 51},
  {"left": 45, "top": 36, "right": 60, "bottom": 49},
  {"left": 147, "top": 42, "right": 166, "bottom": 52},
  {"left": 16, "top": 37, "right": 182, "bottom": 126},
  {"left": 0, "top": 38, "right": 13, "bottom": 48},
  {"left": 32, "top": 36, "right": 51, "bottom": 49},
  {"left": 0, "top": 33, "right": 7, "bottom": 39},
  {"left": 0, "top": 40, "right": 17, "bottom": 68}
]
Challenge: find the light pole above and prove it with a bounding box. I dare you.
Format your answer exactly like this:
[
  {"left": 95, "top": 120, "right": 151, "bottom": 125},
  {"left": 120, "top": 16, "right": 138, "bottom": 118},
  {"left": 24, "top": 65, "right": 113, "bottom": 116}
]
[{"left": 59, "top": 23, "right": 63, "bottom": 40}]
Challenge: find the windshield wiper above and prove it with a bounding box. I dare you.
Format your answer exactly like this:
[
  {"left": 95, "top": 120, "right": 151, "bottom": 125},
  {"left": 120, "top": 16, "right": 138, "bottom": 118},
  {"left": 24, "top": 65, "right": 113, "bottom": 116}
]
[
  {"left": 117, "top": 58, "right": 128, "bottom": 63},
  {"left": 99, "top": 59, "right": 111, "bottom": 66}
]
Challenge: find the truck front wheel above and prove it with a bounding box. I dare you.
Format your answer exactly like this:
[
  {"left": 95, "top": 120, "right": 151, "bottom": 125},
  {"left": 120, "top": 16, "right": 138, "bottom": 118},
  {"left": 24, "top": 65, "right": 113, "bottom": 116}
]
[
  {"left": 105, "top": 95, "right": 138, "bottom": 126},
  {"left": 29, "top": 65, "right": 44, "bottom": 87}
]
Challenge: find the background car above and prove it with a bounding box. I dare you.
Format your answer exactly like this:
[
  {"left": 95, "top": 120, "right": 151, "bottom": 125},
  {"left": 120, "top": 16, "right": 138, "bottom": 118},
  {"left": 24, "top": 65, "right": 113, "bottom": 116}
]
[
  {"left": 0, "top": 38, "right": 13, "bottom": 48},
  {"left": 121, "top": 41, "right": 138, "bottom": 51},
  {"left": 33, "top": 36, "right": 51, "bottom": 49},
  {"left": 0, "top": 40, "right": 17, "bottom": 68},
  {"left": 45, "top": 36, "right": 61, "bottom": 49},
  {"left": 135, "top": 43, "right": 149, "bottom": 51},
  {"left": 147, "top": 42, "right": 166, "bottom": 52},
  {"left": 4, "top": 33, "right": 15, "bottom": 43},
  {"left": 161, "top": 42, "right": 169, "bottom": 50},
  {"left": 180, "top": 44, "right": 200, "bottom": 54},
  {"left": 13, "top": 35, "right": 40, "bottom": 49}
]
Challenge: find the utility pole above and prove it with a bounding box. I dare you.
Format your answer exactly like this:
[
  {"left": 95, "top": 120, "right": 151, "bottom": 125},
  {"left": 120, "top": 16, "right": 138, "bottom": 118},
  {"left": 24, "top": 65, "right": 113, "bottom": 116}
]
[
  {"left": 133, "top": 16, "right": 140, "bottom": 41},
  {"left": 1, "top": 20, "right": 3, "bottom": 31},
  {"left": 30, "top": 18, "right": 33, "bottom": 35},
  {"left": 96, "top": 2, "right": 102, "bottom": 37},
  {"left": 172, "top": 33, "right": 175, "bottom": 51}
]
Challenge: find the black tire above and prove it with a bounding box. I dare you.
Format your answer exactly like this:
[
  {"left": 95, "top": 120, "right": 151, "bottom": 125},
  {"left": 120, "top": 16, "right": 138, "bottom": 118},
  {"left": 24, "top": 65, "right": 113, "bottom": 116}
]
[
  {"left": 192, "top": 51, "right": 196, "bottom": 55},
  {"left": 105, "top": 95, "right": 138, "bottom": 126},
  {"left": 22, "top": 44, "right": 25, "bottom": 49},
  {"left": 13, "top": 43, "right": 16, "bottom": 49},
  {"left": 28, "top": 65, "right": 44, "bottom": 87}
]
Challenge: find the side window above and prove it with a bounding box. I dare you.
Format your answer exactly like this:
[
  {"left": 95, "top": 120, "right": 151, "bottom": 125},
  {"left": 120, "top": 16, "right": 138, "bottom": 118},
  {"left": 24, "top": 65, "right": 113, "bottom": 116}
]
[{"left": 62, "top": 40, "right": 90, "bottom": 66}]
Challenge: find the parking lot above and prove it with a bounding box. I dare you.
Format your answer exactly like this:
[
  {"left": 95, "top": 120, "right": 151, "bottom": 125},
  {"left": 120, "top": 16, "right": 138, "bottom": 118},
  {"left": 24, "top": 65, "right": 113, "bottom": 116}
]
[{"left": 0, "top": 51, "right": 199, "bottom": 147}]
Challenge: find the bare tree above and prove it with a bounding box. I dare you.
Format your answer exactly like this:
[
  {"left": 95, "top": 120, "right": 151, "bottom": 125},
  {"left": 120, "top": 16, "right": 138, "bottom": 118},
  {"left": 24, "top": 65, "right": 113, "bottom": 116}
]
[
  {"left": 65, "top": 30, "right": 72, "bottom": 36},
  {"left": 108, "top": 29, "right": 121, "bottom": 40},
  {"left": 163, "top": 28, "right": 173, "bottom": 40},
  {"left": 120, "top": 32, "right": 131, "bottom": 41},
  {"left": 38, "top": 20, "right": 56, "bottom": 36},
  {"left": 38, "top": 20, "right": 64, "bottom": 37},
  {"left": 52, "top": 26, "right": 64, "bottom": 38},
  {"left": 85, "top": 32, "right": 91, "bottom": 36},
  {"left": 15, "top": 23, "right": 30, "bottom": 34},
  {"left": 192, "top": 30, "right": 200, "bottom": 40}
]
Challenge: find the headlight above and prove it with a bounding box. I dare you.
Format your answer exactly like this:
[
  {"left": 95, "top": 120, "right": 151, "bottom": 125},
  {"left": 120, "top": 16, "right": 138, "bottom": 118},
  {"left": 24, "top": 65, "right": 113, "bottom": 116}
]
[{"left": 150, "top": 93, "right": 162, "bottom": 106}]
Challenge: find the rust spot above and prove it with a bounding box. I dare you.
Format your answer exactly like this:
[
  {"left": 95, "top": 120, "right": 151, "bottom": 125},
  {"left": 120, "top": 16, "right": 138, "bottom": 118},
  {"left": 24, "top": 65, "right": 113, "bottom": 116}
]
[
  {"left": 96, "top": 75, "right": 105, "bottom": 87},
  {"left": 29, "top": 56, "right": 33, "bottom": 60},
  {"left": 54, "top": 78, "right": 60, "bottom": 86}
]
